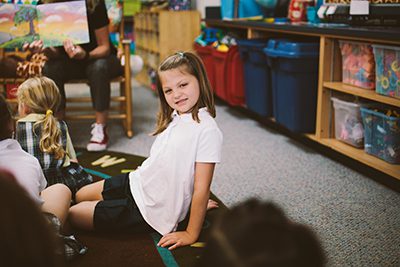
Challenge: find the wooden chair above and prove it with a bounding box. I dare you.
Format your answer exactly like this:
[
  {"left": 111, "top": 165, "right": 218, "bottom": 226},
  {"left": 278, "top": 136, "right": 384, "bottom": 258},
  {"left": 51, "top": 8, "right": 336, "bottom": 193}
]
[
  {"left": 65, "top": 1, "right": 133, "bottom": 138},
  {"left": 0, "top": 1, "right": 133, "bottom": 138}
]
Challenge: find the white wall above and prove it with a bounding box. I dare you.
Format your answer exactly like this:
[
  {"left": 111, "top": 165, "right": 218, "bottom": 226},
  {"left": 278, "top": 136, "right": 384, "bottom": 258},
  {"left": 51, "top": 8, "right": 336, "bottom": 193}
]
[{"left": 194, "top": 0, "right": 221, "bottom": 19}]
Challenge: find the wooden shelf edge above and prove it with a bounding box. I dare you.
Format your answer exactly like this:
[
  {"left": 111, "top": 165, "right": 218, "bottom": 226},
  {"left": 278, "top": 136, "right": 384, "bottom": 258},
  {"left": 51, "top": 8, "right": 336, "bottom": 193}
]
[
  {"left": 306, "top": 134, "right": 400, "bottom": 180},
  {"left": 323, "top": 82, "right": 400, "bottom": 107}
]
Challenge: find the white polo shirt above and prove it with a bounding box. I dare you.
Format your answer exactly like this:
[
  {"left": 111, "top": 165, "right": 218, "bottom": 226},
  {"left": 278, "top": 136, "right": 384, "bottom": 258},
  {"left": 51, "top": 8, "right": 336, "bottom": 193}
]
[
  {"left": 129, "top": 108, "right": 223, "bottom": 235},
  {"left": 0, "top": 139, "right": 47, "bottom": 205}
]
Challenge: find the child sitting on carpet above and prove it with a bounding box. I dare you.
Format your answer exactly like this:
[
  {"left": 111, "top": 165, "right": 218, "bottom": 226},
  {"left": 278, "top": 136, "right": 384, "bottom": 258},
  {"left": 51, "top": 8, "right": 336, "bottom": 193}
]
[
  {"left": 16, "top": 76, "right": 92, "bottom": 195},
  {"left": 0, "top": 94, "right": 71, "bottom": 225},
  {"left": 198, "top": 198, "right": 325, "bottom": 267},
  {"left": 69, "top": 51, "right": 223, "bottom": 250}
]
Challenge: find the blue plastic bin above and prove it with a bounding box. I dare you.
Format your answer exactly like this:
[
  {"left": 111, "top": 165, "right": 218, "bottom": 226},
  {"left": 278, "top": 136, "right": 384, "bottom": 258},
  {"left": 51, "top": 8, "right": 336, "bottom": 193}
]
[
  {"left": 264, "top": 39, "right": 319, "bottom": 133},
  {"left": 237, "top": 39, "right": 271, "bottom": 116}
]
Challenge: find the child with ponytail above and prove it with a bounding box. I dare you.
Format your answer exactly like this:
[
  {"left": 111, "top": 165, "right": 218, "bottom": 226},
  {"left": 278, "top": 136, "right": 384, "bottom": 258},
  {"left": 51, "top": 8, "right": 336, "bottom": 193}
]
[{"left": 16, "top": 76, "right": 92, "bottom": 195}]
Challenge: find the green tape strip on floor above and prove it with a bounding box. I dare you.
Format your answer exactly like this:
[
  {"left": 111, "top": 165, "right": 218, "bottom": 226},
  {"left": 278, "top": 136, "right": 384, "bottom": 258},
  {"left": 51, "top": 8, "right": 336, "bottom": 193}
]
[
  {"left": 150, "top": 232, "right": 179, "bottom": 267},
  {"left": 84, "top": 168, "right": 111, "bottom": 179}
]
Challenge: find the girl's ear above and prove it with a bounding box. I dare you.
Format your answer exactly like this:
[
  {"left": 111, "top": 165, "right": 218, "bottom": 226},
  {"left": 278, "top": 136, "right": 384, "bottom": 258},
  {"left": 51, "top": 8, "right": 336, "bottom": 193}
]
[{"left": 18, "top": 102, "right": 30, "bottom": 117}]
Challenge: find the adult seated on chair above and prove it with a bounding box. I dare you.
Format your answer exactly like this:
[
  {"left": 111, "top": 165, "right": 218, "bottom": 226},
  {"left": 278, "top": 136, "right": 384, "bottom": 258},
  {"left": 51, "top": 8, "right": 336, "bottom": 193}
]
[{"left": 23, "top": 0, "right": 123, "bottom": 151}]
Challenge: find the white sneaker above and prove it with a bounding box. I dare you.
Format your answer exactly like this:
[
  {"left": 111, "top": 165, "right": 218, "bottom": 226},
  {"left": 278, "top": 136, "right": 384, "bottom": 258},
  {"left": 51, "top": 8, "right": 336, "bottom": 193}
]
[{"left": 86, "top": 123, "right": 108, "bottom": 151}]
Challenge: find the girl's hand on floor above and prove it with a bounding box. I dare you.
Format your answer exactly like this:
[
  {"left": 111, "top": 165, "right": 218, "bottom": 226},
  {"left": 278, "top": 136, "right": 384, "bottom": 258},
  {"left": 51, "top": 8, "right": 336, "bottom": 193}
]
[
  {"left": 207, "top": 199, "right": 219, "bottom": 210},
  {"left": 158, "top": 231, "right": 196, "bottom": 250}
]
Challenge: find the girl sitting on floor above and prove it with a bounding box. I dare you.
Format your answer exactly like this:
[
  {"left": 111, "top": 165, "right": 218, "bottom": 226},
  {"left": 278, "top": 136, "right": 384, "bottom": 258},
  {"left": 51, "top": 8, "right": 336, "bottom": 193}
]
[
  {"left": 0, "top": 94, "right": 87, "bottom": 261},
  {"left": 0, "top": 94, "right": 71, "bottom": 225},
  {"left": 16, "top": 76, "right": 92, "bottom": 195},
  {"left": 69, "top": 51, "right": 223, "bottom": 250}
]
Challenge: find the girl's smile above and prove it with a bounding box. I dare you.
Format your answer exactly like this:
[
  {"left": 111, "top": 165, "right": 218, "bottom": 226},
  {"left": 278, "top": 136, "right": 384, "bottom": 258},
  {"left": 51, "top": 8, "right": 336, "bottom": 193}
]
[{"left": 159, "top": 68, "right": 200, "bottom": 115}]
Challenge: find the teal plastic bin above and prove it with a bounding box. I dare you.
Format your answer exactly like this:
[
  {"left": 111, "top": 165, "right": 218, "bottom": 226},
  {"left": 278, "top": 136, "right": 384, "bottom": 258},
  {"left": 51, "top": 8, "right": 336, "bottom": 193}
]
[{"left": 360, "top": 107, "right": 400, "bottom": 164}]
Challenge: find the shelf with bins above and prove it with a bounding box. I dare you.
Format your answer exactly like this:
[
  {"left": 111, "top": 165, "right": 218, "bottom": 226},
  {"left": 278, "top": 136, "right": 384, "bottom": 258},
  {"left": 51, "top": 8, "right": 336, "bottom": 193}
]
[
  {"left": 204, "top": 20, "right": 400, "bottom": 180},
  {"left": 323, "top": 82, "right": 400, "bottom": 107},
  {"left": 316, "top": 36, "right": 400, "bottom": 180},
  {"left": 134, "top": 10, "right": 201, "bottom": 88},
  {"left": 307, "top": 134, "right": 400, "bottom": 178}
]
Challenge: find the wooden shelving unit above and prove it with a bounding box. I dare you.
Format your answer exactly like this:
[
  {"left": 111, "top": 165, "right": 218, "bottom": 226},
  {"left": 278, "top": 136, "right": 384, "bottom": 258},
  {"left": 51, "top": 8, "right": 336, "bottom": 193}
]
[
  {"left": 307, "top": 134, "right": 400, "bottom": 178},
  {"left": 205, "top": 20, "right": 400, "bottom": 180},
  {"left": 134, "top": 10, "right": 201, "bottom": 88},
  {"left": 323, "top": 82, "right": 400, "bottom": 107},
  {"left": 316, "top": 36, "right": 400, "bottom": 180}
]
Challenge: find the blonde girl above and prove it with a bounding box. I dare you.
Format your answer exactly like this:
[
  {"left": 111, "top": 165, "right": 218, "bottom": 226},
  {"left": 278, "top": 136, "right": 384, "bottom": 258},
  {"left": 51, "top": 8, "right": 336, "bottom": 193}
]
[
  {"left": 69, "top": 51, "right": 223, "bottom": 250},
  {"left": 16, "top": 76, "right": 92, "bottom": 195}
]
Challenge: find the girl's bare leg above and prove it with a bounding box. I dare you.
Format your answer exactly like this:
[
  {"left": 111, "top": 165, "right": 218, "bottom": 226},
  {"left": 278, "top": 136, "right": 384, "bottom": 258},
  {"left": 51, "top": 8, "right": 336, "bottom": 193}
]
[
  {"left": 75, "top": 180, "right": 105, "bottom": 203},
  {"left": 41, "top": 183, "right": 72, "bottom": 226},
  {"left": 69, "top": 201, "right": 99, "bottom": 230}
]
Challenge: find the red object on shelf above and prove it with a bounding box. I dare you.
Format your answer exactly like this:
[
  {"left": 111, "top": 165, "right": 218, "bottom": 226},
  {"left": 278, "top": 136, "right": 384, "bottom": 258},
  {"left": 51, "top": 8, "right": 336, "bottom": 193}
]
[
  {"left": 288, "top": 0, "right": 314, "bottom": 22},
  {"left": 194, "top": 44, "right": 216, "bottom": 92},
  {"left": 6, "top": 84, "right": 19, "bottom": 99}
]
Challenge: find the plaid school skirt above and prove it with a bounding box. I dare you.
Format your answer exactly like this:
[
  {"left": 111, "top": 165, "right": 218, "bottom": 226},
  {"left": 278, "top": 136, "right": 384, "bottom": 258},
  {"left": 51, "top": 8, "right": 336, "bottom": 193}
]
[{"left": 45, "top": 162, "right": 93, "bottom": 195}]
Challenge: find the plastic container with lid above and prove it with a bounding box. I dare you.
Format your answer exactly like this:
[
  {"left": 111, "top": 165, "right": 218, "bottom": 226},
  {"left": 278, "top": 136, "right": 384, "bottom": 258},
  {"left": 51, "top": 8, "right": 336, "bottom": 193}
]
[
  {"left": 264, "top": 39, "right": 319, "bottom": 133},
  {"left": 237, "top": 39, "right": 271, "bottom": 116}
]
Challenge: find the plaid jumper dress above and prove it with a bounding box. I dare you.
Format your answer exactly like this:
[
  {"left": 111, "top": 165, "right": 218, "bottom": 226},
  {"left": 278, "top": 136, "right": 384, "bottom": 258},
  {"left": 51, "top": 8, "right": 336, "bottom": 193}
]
[{"left": 17, "top": 120, "right": 92, "bottom": 194}]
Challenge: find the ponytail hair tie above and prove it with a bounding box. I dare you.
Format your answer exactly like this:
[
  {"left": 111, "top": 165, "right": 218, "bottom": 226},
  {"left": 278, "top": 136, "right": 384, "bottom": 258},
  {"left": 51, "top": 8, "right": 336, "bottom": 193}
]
[{"left": 46, "top": 109, "right": 53, "bottom": 116}]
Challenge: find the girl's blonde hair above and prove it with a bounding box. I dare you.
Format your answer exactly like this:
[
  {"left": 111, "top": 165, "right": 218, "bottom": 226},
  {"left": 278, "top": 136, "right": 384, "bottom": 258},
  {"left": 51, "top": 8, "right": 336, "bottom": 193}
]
[
  {"left": 17, "top": 76, "right": 65, "bottom": 160},
  {"left": 153, "top": 51, "right": 215, "bottom": 135}
]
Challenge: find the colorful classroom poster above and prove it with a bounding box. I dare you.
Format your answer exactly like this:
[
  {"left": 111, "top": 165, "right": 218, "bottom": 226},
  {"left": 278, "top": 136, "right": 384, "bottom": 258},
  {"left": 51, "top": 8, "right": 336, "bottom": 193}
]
[{"left": 0, "top": 0, "right": 89, "bottom": 48}]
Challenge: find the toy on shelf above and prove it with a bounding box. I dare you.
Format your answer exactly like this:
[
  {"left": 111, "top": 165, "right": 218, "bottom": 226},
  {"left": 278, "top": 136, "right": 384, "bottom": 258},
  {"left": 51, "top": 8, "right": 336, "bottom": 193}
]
[
  {"left": 288, "top": 0, "right": 314, "bottom": 22},
  {"left": 339, "top": 40, "right": 375, "bottom": 89},
  {"left": 372, "top": 44, "right": 400, "bottom": 99},
  {"left": 339, "top": 115, "right": 364, "bottom": 147},
  {"left": 361, "top": 106, "right": 400, "bottom": 164},
  {"left": 332, "top": 97, "right": 365, "bottom": 148}
]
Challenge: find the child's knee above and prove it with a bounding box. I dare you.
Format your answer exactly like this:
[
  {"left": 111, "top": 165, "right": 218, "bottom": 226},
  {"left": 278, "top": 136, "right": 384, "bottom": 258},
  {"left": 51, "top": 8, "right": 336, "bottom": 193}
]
[
  {"left": 75, "top": 180, "right": 104, "bottom": 203},
  {"left": 52, "top": 183, "right": 72, "bottom": 199},
  {"left": 69, "top": 202, "right": 96, "bottom": 230},
  {"left": 75, "top": 188, "right": 86, "bottom": 203}
]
